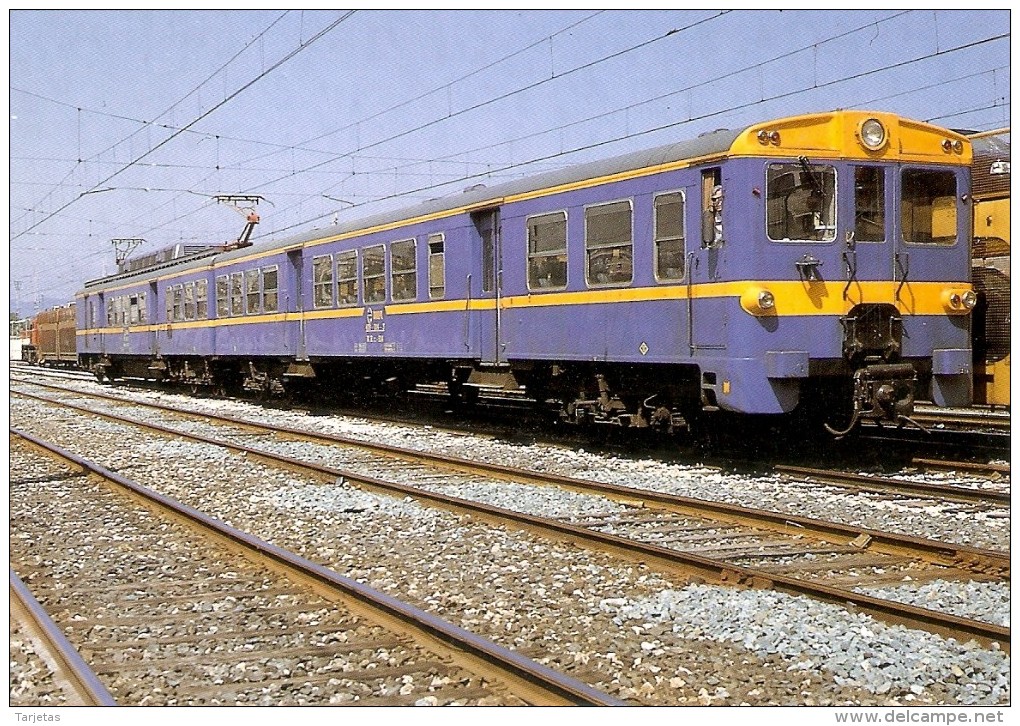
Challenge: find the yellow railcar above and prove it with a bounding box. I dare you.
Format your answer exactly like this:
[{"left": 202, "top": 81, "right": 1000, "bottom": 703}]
[{"left": 969, "top": 130, "right": 1010, "bottom": 407}]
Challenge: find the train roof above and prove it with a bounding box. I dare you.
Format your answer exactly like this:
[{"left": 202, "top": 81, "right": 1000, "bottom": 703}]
[
  {"left": 81, "top": 125, "right": 743, "bottom": 293},
  {"left": 79, "top": 110, "right": 972, "bottom": 295}
]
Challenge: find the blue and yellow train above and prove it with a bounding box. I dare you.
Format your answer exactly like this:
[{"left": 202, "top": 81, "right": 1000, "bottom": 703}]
[{"left": 75, "top": 110, "right": 980, "bottom": 434}]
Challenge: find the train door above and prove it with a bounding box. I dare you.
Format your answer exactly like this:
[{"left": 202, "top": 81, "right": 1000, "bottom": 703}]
[
  {"left": 470, "top": 208, "right": 502, "bottom": 365},
  {"left": 842, "top": 164, "right": 891, "bottom": 284},
  {"left": 97, "top": 292, "right": 107, "bottom": 356},
  {"left": 84, "top": 293, "right": 101, "bottom": 355},
  {"left": 287, "top": 248, "right": 306, "bottom": 358},
  {"left": 149, "top": 282, "right": 160, "bottom": 357},
  {"left": 688, "top": 168, "right": 727, "bottom": 352}
]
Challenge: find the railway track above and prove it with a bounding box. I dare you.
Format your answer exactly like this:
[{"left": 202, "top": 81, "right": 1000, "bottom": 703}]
[
  {"left": 10, "top": 569, "right": 118, "bottom": 706},
  {"left": 12, "top": 363, "right": 1010, "bottom": 449},
  {"left": 12, "top": 375, "right": 1010, "bottom": 508},
  {"left": 910, "top": 457, "right": 1010, "bottom": 480},
  {"left": 773, "top": 465, "right": 1009, "bottom": 506},
  {"left": 912, "top": 404, "right": 1011, "bottom": 432},
  {"left": 10, "top": 429, "right": 623, "bottom": 706},
  {"left": 11, "top": 382, "right": 1010, "bottom": 652}
]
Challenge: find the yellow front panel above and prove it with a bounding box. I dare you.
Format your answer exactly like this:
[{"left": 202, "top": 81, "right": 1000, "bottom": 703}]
[{"left": 730, "top": 111, "right": 971, "bottom": 165}]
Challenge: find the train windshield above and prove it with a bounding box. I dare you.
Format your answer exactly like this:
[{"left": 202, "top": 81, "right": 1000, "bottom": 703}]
[
  {"left": 901, "top": 169, "right": 957, "bottom": 246},
  {"left": 766, "top": 161, "right": 837, "bottom": 242}
]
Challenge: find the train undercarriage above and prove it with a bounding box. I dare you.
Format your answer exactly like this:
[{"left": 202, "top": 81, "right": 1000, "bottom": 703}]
[{"left": 79, "top": 351, "right": 927, "bottom": 441}]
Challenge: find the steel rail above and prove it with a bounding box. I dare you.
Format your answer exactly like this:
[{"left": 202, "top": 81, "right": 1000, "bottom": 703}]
[
  {"left": 774, "top": 464, "right": 1010, "bottom": 505},
  {"left": 11, "top": 393, "right": 1011, "bottom": 651},
  {"left": 12, "top": 384, "right": 1009, "bottom": 573},
  {"left": 911, "top": 457, "right": 1010, "bottom": 478},
  {"left": 10, "top": 568, "right": 118, "bottom": 706},
  {"left": 912, "top": 408, "right": 1011, "bottom": 430},
  {"left": 11, "top": 428, "right": 625, "bottom": 707}
]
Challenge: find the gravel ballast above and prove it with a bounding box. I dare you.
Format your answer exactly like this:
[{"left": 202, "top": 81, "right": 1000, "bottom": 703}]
[{"left": 9, "top": 387, "right": 1010, "bottom": 706}]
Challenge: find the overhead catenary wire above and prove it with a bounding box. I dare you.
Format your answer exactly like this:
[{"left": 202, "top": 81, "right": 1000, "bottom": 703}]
[
  {"left": 11, "top": 10, "right": 344, "bottom": 244},
  {"left": 239, "top": 11, "right": 733, "bottom": 194},
  {"left": 10, "top": 11, "right": 293, "bottom": 232},
  {"left": 260, "top": 28, "right": 1010, "bottom": 238},
  {"left": 32, "top": 10, "right": 909, "bottom": 247},
  {"left": 11, "top": 11, "right": 1008, "bottom": 302}
]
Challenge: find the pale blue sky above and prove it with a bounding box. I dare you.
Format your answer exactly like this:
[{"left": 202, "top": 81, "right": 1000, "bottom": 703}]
[{"left": 8, "top": 9, "right": 1010, "bottom": 313}]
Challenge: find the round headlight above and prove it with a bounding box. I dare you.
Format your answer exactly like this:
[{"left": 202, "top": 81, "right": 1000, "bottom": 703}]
[
  {"left": 962, "top": 290, "right": 978, "bottom": 310},
  {"left": 949, "top": 293, "right": 962, "bottom": 308},
  {"left": 757, "top": 290, "right": 776, "bottom": 310},
  {"left": 860, "top": 118, "right": 886, "bottom": 150}
]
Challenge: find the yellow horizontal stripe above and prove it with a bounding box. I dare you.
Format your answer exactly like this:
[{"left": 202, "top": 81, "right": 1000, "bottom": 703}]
[
  {"left": 77, "top": 279, "right": 969, "bottom": 336},
  {"left": 386, "top": 299, "right": 495, "bottom": 314}
]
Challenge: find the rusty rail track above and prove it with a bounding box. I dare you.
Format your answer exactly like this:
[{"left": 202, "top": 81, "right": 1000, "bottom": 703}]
[
  {"left": 773, "top": 464, "right": 1009, "bottom": 506},
  {"left": 910, "top": 457, "right": 1010, "bottom": 479},
  {"left": 11, "top": 386, "right": 1010, "bottom": 652},
  {"left": 10, "top": 569, "right": 118, "bottom": 706},
  {"left": 12, "top": 382, "right": 1009, "bottom": 568},
  {"left": 912, "top": 405, "right": 1011, "bottom": 432},
  {"left": 10, "top": 428, "right": 624, "bottom": 707}
]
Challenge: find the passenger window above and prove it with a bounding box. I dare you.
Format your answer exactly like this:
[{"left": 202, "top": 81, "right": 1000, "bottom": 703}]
[
  {"left": 527, "top": 212, "right": 567, "bottom": 290},
  {"left": 230, "top": 273, "right": 243, "bottom": 316},
  {"left": 654, "top": 192, "right": 685, "bottom": 281},
  {"left": 173, "top": 285, "right": 185, "bottom": 322},
  {"left": 428, "top": 234, "right": 445, "bottom": 299},
  {"left": 184, "top": 283, "right": 196, "bottom": 320},
  {"left": 766, "top": 162, "right": 837, "bottom": 242},
  {"left": 216, "top": 275, "right": 229, "bottom": 317},
  {"left": 585, "top": 201, "right": 632, "bottom": 286},
  {"left": 363, "top": 245, "right": 386, "bottom": 304},
  {"left": 195, "top": 281, "right": 207, "bottom": 319},
  {"left": 165, "top": 288, "right": 172, "bottom": 323},
  {"left": 337, "top": 252, "right": 358, "bottom": 306},
  {"left": 313, "top": 255, "right": 334, "bottom": 308},
  {"left": 854, "top": 167, "right": 886, "bottom": 242},
  {"left": 262, "top": 267, "right": 278, "bottom": 313},
  {"left": 390, "top": 239, "right": 417, "bottom": 302},
  {"left": 138, "top": 292, "right": 147, "bottom": 323},
  {"left": 902, "top": 169, "right": 957, "bottom": 245},
  {"left": 245, "top": 269, "right": 261, "bottom": 314}
]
